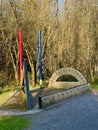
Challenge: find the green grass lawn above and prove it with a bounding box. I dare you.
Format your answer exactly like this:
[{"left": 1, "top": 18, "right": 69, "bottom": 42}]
[{"left": 0, "top": 116, "right": 30, "bottom": 130}]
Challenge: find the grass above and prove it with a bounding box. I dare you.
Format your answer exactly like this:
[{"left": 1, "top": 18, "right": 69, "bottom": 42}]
[
  {"left": 0, "top": 85, "right": 16, "bottom": 95},
  {"left": 91, "top": 83, "right": 98, "bottom": 89},
  {"left": 0, "top": 116, "right": 30, "bottom": 130},
  {"left": 0, "top": 91, "right": 11, "bottom": 105}
]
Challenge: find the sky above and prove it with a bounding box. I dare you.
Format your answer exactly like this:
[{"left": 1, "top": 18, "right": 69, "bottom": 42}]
[{"left": 58, "top": 0, "right": 65, "bottom": 14}]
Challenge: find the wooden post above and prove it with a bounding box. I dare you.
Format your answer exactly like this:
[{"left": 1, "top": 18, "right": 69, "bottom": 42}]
[
  {"left": 38, "top": 30, "right": 43, "bottom": 88},
  {"left": 18, "top": 28, "right": 23, "bottom": 85},
  {"left": 24, "top": 61, "right": 32, "bottom": 110}
]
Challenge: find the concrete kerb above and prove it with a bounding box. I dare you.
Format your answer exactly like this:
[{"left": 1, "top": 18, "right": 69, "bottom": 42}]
[{"left": 0, "top": 109, "right": 43, "bottom": 116}]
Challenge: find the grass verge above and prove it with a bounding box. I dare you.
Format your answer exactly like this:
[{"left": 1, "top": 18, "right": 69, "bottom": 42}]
[
  {"left": 91, "top": 83, "right": 98, "bottom": 89},
  {"left": 0, "top": 116, "right": 30, "bottom": 130}
]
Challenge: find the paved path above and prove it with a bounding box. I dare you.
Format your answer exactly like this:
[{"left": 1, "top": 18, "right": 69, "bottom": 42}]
[{"left": 24, "top": 92, "right": 98, "bottom": 130}]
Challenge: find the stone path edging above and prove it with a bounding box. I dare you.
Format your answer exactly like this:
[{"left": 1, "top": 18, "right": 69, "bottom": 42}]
[{"left": 0, "top": 109, "right": 42, "bottom": 116}]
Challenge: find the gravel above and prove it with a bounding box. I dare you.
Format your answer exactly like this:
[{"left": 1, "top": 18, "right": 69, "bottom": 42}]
[{"left": 23, "top": 92, "right": 98, "bottom": 130}]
